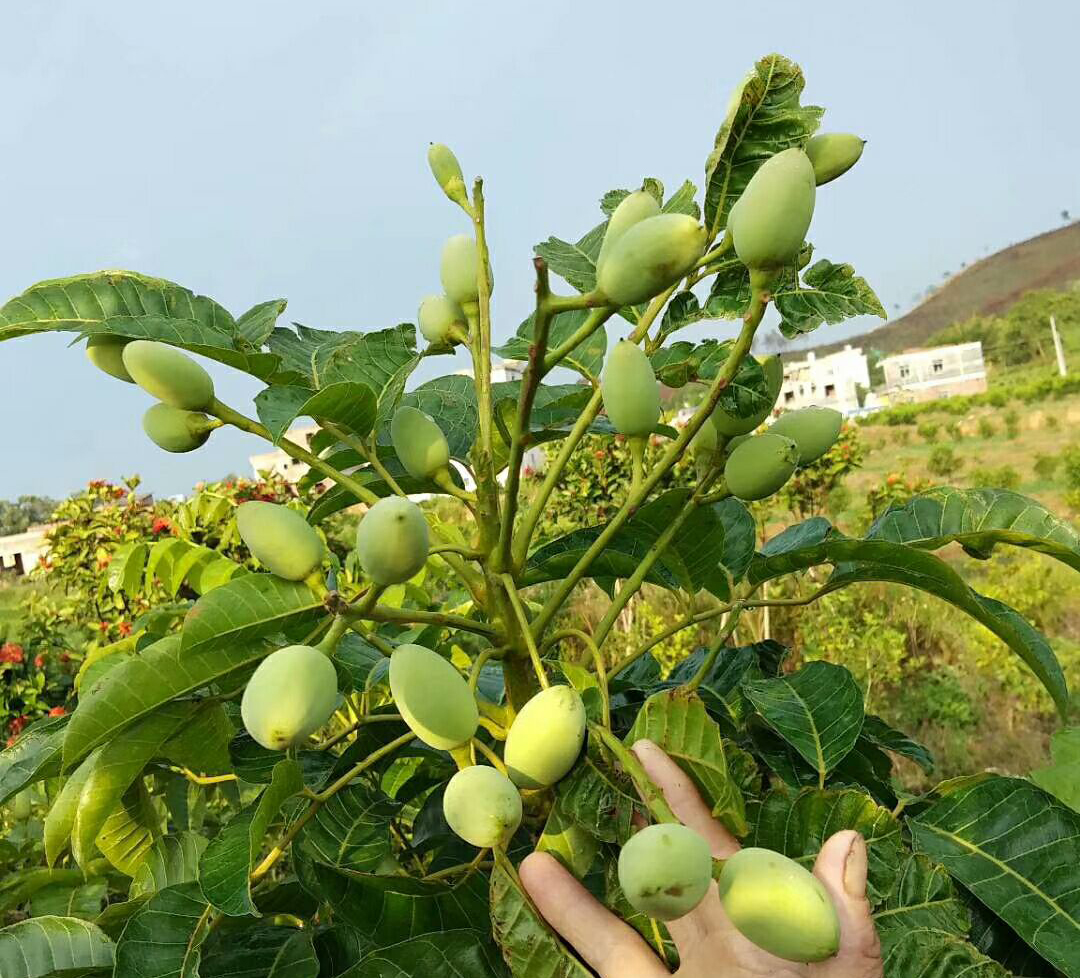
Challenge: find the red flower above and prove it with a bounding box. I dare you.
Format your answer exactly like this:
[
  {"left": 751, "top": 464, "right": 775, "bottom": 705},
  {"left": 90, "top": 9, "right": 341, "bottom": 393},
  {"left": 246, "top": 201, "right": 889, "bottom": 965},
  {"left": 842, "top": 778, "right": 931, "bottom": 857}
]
[
  {"left": 34, "top": 655, "right": 45, "bottom": 669},
  {"left": 117, "top": 621, "right": 132, "bottom": 637},
  {"left": 0, "top": 643, "right": 24, "bottom": 665},
  {"left": 98, "top": 621, "right": 110, "bottom": 633},
  {"left": 113, "top": 487, "right": 125, "bottom": 499},
  {"left": 594, "top": 450, "right": 606, "bottom": 459},
  {"left": 8, "top": 715, "right": 29, "bottom": 736},
  {"left": 59, "top": 653, "right": 71, "bottom": 664},
  {"left": 151, "top": 518, "right": 172, "bottom": 535},
  {"left": 5, "top": 736, "right": 16, "bottom": 748},
  {"left": 47, "top": 706, "right": 66, "bottom": 717}
]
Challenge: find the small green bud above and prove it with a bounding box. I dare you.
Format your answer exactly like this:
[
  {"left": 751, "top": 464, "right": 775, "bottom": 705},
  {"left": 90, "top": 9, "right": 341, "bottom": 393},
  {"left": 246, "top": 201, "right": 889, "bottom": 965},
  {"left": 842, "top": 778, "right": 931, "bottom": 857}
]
[{"left": 427, "top": 143, "right": 470, "bottom": 209}]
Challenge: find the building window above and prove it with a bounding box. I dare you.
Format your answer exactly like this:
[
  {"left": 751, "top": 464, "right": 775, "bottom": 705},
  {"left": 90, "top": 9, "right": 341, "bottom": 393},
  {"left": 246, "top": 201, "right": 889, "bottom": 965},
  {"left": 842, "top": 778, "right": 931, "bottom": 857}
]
[
  {"left": 824, "top": 384, "right": 835, "bottom": 397},
  {"left": 932, "top": 359, "right": 943, "bottom": 373},
  {"left": 899, "top": 365, "right": 910, "bottom": 379}
]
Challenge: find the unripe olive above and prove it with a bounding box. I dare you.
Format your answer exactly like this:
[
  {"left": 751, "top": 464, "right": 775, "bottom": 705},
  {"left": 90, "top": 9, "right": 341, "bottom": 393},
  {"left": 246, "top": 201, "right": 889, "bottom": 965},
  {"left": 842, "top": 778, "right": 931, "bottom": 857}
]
[
  {"left": 442, "top": 765, "right": 522, "bottom": 848},
  {"left": 596, "top": 214, "right": 707, "bottom": 306},
  {"left": 241, "top": 645, "right": 339, "bottom": 751},
  {"left": 717, "top": 848, "right": 840, "bottom": 962},
  {"left": 724, "top": 433, "right": 799, "bottom": 501},
  {"left": 596, "top": 190, "right": 661, "bottom": 274},
  {"left": 711, "top": 355, "right": 784, "bottom": 437},
  {"left": 805, "top": 133, "right": 865, "bottom": 186},
  {"left": 142, "top": 403, "right": 214, "bottom": 454},
  {"left": 418, "top": 294, "right": 467, "bottom": 345},
  {"left": 355, "top": 496, "right": 430, "bottom": 586},
  {"left": 729, "top": 149, "right": 816, "bottom": 273},
  {"left": 769, "top": 407, "right": 843, "bottom": 464},
  {"left": 86, "top": 335, "right": 134, "bottom": 382},
  {"left": 427, "top": 143, "right": 468, "bottom": 206},
  {"left": 9, "top": 789, "right": 32, "bottom": 821},
  {"left": 503, "top": 685, "right": 586, "bottom": 789},
  {"left": 440, "top": 234, "right": 490, "bottom": 308},
  {"left": 601, "top": 340, "right": 660, "bottom": 438},
  {"left": 389, "top": 643, "right": 478, "bottom": 750},
  {"left": 617, "top": 823, "right": 713, "bottom": 921},
  {"left": 236, "top": 501, "right": 325, "bottom": 581},
  {"left": 122, "top": 340, "right": 215, "bottom": 411},
  {"left": 391, "top": 406, "right": 450, "bottom": 480}
]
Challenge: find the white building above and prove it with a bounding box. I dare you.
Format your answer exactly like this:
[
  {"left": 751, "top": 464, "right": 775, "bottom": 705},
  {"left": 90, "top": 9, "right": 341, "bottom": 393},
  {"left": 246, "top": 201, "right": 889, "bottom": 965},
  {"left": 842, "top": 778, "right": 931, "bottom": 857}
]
[
  {"left": 454, "top": 360, "right": 526, "bottom": 383},
  {"left": 879, "top": 342, "right": 987, "bottom": 403},
  {"left": 0, "top": 525, "right": 53, "bottom": 576},
  {"left": 779, "top": 345, "right": 870, "bottom": 415},
  {"left": 249, "top": 425, "right": 320, "bottom": 483}
]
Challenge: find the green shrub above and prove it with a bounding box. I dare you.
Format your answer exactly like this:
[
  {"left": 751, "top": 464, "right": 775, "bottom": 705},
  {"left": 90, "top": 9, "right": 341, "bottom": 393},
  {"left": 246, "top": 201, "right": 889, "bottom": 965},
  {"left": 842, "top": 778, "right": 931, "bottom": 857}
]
[
  {"left": 1045, "top": 413, "right": 1061, "bottom": 431},
  {"left": 945, "top": 421, "right": 964, "bottom": 441},
  {"left": 928, "top": 445, "right": 961, "bottom": 477},
  {"left": 970, "top": 465, "right": 1020, "bottom": 489},
  {"left": 1033, "top": 453, "right": 1060, "bottom": 481},
  {"left": 891, "top": 429, "right": 911, "bottom": 446},
  {"left": 917, "top": 421, "right": 940, "bottom": 443},
  {"left": 977, "top": 417, "right": 997, "bottom": 439}
]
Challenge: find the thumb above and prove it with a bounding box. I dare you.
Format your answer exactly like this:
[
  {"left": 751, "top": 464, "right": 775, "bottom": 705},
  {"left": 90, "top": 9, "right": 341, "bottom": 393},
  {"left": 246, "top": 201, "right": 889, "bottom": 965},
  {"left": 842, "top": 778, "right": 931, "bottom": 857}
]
[{"left": 811, "top": 831, "right": 883, "bottom": 977}]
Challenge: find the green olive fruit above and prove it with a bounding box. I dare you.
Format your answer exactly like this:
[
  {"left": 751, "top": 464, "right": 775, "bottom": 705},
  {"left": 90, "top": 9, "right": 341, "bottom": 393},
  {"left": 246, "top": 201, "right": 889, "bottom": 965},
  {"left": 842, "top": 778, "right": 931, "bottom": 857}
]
[
  {"left": 596, "top": 190, "right": 661, "bottom": 273},
  {"left": 769, "top": 407, "right": 843, "bottom": 464},
  {"left": 427, "top": 142, "right": 468, "bottom": 206},
  {"left": 805, "top": 133, "right": 865, "bottom": 186},
  {"left": 440, "top": 234, "right": 491, "bottom": 307},
  {"left": 691, "top": 414, "right": 719, "bottom": 457},
  {"left": 418, "top": 294, "right": 467, "bottom": 345},
  {"left": 729, "top": 149, "right": 816, "bottom": 273},
  {"left": 241, "top": 645, "right": 339, "bottom": 751},
  {"left": 142, "top": 403, "right": 214, "bottom": 454},
  {"left": 86, "top": 335, "right": 134, "bottom": 382},
  {"left": 711, "top": 355, "right": 784, "bottom": 437},
  {"left": 355, "top": 496, "right": 430, "bottom": 585},
  {"left": 236, "top": 501, "right": 325, "bottom": 581},
  {"left": 601, "top": 340, "right": 660, "bottom": 437},
  {"left": 725, "top": 433, "right": 752, "bottom": 454},
  {"left": 724, "top": 433, "right": 799, "bottom": 501},
  {"left": 389, "top": 643, "right": 478, "bottom": 750},
  {"left": 597, "top": 214, "right": 707, "bottom": 306},
  {"left": 9, "top": 789, "right": 32, "bottom": 821},
  {"left": 121, "top": 340, "right": 215, "bottom": 411},
  {"left": 504, "top": 685, "right": 586, "bottom": 789},
  {"left": 442, "top": 765, "right": 522, "bottom": 848},
  {"left": 391, "top": 406, "right": 450, "bottom": 480},
  {"left": 717, "top": 847, "right": 840, "bottom": 962},
  {"left": 617, "top": 823, "right": 713, "bottom": 921}
]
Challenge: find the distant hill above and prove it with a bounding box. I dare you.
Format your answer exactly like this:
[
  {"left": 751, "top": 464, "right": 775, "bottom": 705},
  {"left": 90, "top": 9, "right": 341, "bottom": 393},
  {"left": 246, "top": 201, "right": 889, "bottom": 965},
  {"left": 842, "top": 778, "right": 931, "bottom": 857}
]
[{"left": 808, "top": 221, "right": 1080, "bottom": 357}]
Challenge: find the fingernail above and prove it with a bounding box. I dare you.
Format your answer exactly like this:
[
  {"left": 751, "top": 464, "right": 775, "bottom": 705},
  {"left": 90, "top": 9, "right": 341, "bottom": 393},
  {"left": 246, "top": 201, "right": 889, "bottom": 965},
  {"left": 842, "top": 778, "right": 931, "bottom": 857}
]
[{"left": 843, "top": 834, "right": 867, "bottom": 898}]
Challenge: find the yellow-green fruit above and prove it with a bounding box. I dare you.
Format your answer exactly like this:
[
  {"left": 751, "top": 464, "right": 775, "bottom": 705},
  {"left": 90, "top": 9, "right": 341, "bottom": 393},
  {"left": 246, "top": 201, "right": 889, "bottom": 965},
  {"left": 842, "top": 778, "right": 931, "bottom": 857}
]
[
  {"left": 86, "top": 335, "right": 134, "bottom": 382},
  {"left": 440, "top": 234, "right": 490, "bottom": 307},
  {"left": 504, "top": 685, "right": 586, "bottom": 789},
  {"left": 418, "top": 294, "right": 466, "bottom": 344},
  {"left": 427, "top": 142, "right": 468, "bottom": 205},
  {"left": 355, "top": 496, "right": 429, "bottom": 585},
  {"left": 601, "top": 340, "right": 660, "bottom": 437},
  {"left": 769, "top": 407, "right": 843, "bottom": 464},
  {"left": 236, "top": 501, "right": 325, "bottom": 581},
  {"left": 389, "top": 643, "right": 478, "bottom": 750},
  {"left": 805, "top": 133, "right": 865, "bottom": 186},
  {"left": 241, "top": 645, "right": 339, "bottom": 751},
  {"left": 724, "top": 433, "right": 799, "bottom": 501},
  {"left": 9, "top": 789, "right": 32, "bottom": 821},
  {"left": 711, "top": 355, "right": 784, "bottom": 437},
  {"left": 122, "top": 340, "right": 215, "bottom": 411},
  {"left": 617, "top": 823, "right": 713, "bottom": 921},
  {"left": 142, "top": 403, "right": 213, "bottom": 454},
  {"left": 691, "top": 414, "right": 719, "bottom": 458},
  {"left": 596, "top": 190, "right": 661, "bottom": 273},
  {"left": 442, "top": 765, "right": 522, "bottom": 848},
  {"left": 729, "top": 149, "right": 816, "bottom": 272},
  {"left": 391, "top": 406, "right": 450, "bottom": 479},
  {"left": 717, "top": 847, "right": 840, "bottom": 962},
  {"left": 597, "top": 214, "right": 707, "bottom": 306}
]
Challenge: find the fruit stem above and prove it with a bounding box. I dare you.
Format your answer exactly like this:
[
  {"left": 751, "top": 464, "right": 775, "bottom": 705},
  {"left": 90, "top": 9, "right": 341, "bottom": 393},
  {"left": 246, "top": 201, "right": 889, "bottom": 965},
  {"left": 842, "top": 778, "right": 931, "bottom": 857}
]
[
  {"left": 313, "top": 615, "right": 350, "bottom": 657},
  {"left": 341, "top": 601, "right": 498, "bottom": 638},
  {"left": 541, "top": 305, "right": 616, "bottom": 375},
  {"left": 422, "top": 850, "right": 492, "bottom": 882},
  {"left": 500, "top": 573, "right": 549, "bottom": 690},
  {"left": 472, "top": 737, "right": 508, "bottom": 774},
  {"left": 628, "top": 435, "right": 646, "bottom": 498}
]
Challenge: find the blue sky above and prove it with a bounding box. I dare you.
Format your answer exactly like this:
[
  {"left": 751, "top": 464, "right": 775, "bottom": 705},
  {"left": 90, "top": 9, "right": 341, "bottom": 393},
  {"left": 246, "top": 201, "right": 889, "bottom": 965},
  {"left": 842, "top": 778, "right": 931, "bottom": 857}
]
[{"left": 2, "top": 1, "right": 1077, "bottom": 500}]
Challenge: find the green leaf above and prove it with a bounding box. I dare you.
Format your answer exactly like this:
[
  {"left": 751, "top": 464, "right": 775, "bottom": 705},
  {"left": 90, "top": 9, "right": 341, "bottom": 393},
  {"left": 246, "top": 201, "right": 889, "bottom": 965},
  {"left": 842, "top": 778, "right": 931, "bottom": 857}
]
[
  {"left": 745, "top": 786, "right": 903, "bottom": 901},
  {"left": 94, "top": 779, "right": 161, "bottom": 876},
  {"left": 861, "top": 715, "right": 934, "bottom": 774},
  {"left": 338, "top": 929, "right": 506, "bottom": 978},
  {"left": 0, "top": 916, "right": 114, "bottom": 978},
  {"left": 314, "top": 324, "right": 420, "bottom": 418},
  {"left": 626, "top": 690, "right": 746, "bottom": 835},
  {"left": 491, "top": 860, "right": 592, "bottom": 978},
  {"left": 113, "top": 881, "right": 208, "bottom": 978},
  {"left": 910, "top": 775, "right": 1080, "bottom": 977},
  {"left": 742, "top": 662, "right": 864, "bottom": 780},
  {"left": 524, "top": 492, "right": 755, "bottom": 599},
  {"left": 161, "top": 703, "right": 234, "bottom": 776},
  {"left": 45, "top": 754, "right": 99, "bottom": 866},
  {"left": 181, "top": 575, "right": 323, "bottom": 655},
  {"left": 748, "top": 521, "right": 1071, "bottom": 717},
  {"left": 0, "top": 715, "right": 68, "bottom": 806},
  {"left": 868, "top": 487, "right": 1080, "bottom": 571},
  {"left": 497, "top": 309, "right": 607, "bottom": 381},
  {"left": 703, "top": 53, "right": 823, "bottom": 239},
  {"left": 200, "top": 926, "right": 318, "bottom": 978},
  {"left": 146, "top": 539, "right": 245, "bottom": 598},
  {"left": 129, "top": 833, "right": 208, "bottom": 900},
  {"left": 0, "top": 866, "right": 109, "bottom": 917},
  {"left": 299, "top": 780, "right": 399, "bottom": 873},
  {"left": 236, "top": 299, "right": 287, "bottom": 347},
  {"left": 882, "top": 928, "right": 1009, "bottom": 978},
  {"left": 29, "top": 881, "right": 108, "bottom": 921},
  {"left": 64, "top": 635, "right": 272, "bottom": 768},
  {"left": 108, "top": 543, "right": 148, "bottom": 596},
  {"left": 200, "top": 759, "right": 303, "bottom": 916},
  {"left": 874, "top": 854, "right": 970, "bottom": 954},
  {"left": 554, "top": 735, "right": 643, "bottom": 845},
  {"left": 537, "top": 799, "right": 599, "bottom": 879},
  {"left": 228, "top": 733, "right": 334, "bottom": 789},
  {"left": 535, "top": 227, "right": 605, "bottom": 298},
  {"left": 255, "top": 381, "right": 378, "bottom": 444},
  {"left": 774, "top": 259, "right": 886, "bottom": 339},
  {"left": 1030, "top": 727, "right": 1080, "bottom": 812}
]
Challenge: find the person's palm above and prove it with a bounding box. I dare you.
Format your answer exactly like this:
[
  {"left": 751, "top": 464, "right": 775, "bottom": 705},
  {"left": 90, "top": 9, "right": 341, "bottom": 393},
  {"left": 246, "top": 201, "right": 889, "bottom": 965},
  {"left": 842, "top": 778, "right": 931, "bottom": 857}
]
[{"left": 520, "top": 741, "right": 883, "bottom": 978}]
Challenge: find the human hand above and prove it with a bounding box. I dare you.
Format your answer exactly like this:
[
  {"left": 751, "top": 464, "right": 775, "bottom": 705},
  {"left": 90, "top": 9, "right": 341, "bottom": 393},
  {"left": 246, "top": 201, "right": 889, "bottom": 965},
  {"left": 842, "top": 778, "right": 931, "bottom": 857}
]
[{"left": 519, "top": 739, "right": 883, "bottom": 978}]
